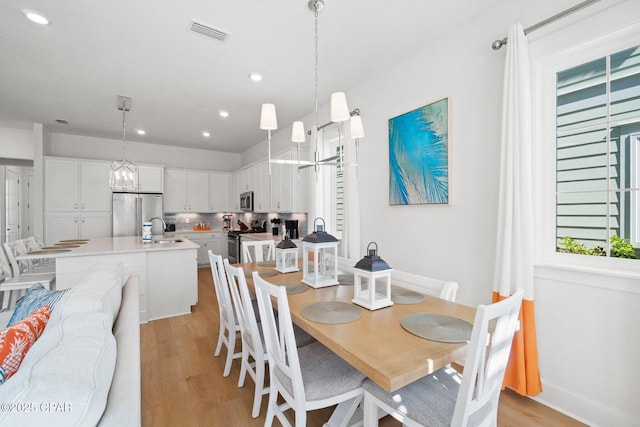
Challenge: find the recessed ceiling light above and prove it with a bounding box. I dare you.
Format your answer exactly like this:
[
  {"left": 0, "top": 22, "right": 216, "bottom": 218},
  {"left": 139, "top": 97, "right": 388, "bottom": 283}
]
[
  {"left": 249, "top": 73, "right": 263, "bottom": 82},
  {"left": 137, "top": 129, "right": 146, "bottom": 135},
  {"left": 202, "top": 131, "right": 211, "bottom": 137},
  {"left": 219, "top": 110, "right": 229, "bottom": 118},
  {"left": 23, "top": 10, "right": 49, "bottom": 25}
]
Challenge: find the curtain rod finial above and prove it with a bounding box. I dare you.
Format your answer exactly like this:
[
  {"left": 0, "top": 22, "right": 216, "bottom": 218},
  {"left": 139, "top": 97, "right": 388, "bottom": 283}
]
[{"left": 492, "top": 38, "right": 507, "bottom": 50}]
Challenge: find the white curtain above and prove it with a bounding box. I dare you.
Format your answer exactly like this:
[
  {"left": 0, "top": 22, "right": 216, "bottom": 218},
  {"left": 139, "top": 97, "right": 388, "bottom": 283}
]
[
  {"left": 341, "top": 126, "right": 361, "bottom": 261},
  {"left": 492, "top": 23, "right": 542, "bottom": 396},
  {"left": 493, "top": 22, "right": 534, "bottom": 300}
]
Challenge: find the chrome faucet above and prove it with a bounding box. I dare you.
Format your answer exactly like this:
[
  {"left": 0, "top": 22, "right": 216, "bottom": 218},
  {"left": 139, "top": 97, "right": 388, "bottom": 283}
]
[{"left": 149, "top": 217, "right": 166, "bottom": 234}]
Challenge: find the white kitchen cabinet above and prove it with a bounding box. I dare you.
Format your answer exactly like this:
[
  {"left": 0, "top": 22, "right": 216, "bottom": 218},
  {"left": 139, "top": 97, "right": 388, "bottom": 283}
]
[
  {"left": 271, "top": 151, "right": 293, "bottom": 212},
  {"left": 164, "top": 169, "right": 213, "bottom": 213},
  {"left": 44, "top": 157, "right": 112, "bottom": 243},
  {"left": 137, "top": 165, "right": 164, "bottom": 193},
  {"left": 236, "top": 167, "right": 254, "bottom": 193},
  {"left": 253, "top": 161, "right": 270, "bottom": 212},
  {"left": 186, "top": 232, "right": 226, "bottom": 265},
  {"left": 208, "top": 172, "right": 231, "bottom": 212}
]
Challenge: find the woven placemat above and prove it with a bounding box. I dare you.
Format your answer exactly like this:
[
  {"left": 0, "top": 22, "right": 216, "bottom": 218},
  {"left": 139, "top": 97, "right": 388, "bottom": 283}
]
[
  {"left": 301, "top": 301, "right": 362, "bottom": 324},
  {"left": 43, "top": 245, "right": 79, "bottom": 249},
  {"left": 391, "top": 288, "right": 425, "bottom": 304},
  {"left": 400, "top": 313, "right": 472, "bottom": 343},
  {"left": 273, "top": 282, "right": 309, "bottom": 295},
  {"left": 257, "top": 261, "right": 276, "bottom": 267},
  {"left": 244, "top": 270, "right": 278, "bottom": 278},
  {"left": 28, "top": 249, "right": 71, "bottom": 254},
  {"left": 338, "top": 274, "right": 354, "bottom": 285},
  {"left": 58, "top": 239, "right": 89, "bottom": 243}
]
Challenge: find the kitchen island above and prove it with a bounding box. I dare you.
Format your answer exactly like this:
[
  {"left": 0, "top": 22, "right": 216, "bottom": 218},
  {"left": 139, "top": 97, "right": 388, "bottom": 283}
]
[{"left": 17, "top": 235, "right": 199, "bottom": 322}]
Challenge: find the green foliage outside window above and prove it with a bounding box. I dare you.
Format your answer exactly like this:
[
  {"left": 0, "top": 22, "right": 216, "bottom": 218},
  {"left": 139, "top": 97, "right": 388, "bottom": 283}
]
[{"left": 558, "top": 236, "right": 636, "bottom": 259}]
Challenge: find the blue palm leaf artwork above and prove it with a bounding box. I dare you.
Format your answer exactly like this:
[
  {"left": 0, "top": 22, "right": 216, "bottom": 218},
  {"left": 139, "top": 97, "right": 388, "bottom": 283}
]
[{"left": 389, "top": 98, "right": 449, "bottom": 205}]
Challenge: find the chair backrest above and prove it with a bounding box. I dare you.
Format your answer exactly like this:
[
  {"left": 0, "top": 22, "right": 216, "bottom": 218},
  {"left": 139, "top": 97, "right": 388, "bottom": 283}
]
[
  {"left": 0, "top": 245, "right": 14, "bottom": 280},
  {"left": 22, "top": 237, "right": 43, "bottom": 269},
  {"left": 439, "top": 281, "right": 458, "bottom": 302},
  {"left": 241, "top": 240, "right": 275, "bottom": 263},
  {"left": 224, "top": 260, "right": 263, "bottom": 357},
  {"left": 2, "top": 241, "right": 28, "bottom": 277},
  {"left": 253, "top": 271, "right": 306, "bottom": 403},
  {"left": 208, "top": 251, "right": 236, "bottom": 331},
  {"left": 452, "top": 289, "right": 523, "bottom": 426}
]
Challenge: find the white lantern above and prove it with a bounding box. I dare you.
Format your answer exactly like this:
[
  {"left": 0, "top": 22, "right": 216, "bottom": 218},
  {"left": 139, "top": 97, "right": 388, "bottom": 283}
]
[
  {"left": 301, "top": 218, "right": 339, "bottom": 288},
  {"left": 352, "top": 242, "right": 394, "bottom": 310},
  {"left": 275, "top": 236, "right": 299, "bottom": 273}
]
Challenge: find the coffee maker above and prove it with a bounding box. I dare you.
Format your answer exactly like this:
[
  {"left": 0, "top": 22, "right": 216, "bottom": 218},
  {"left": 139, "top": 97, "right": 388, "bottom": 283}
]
[{"left": 284, "top": 220, "right": 299, "bottom": 239}]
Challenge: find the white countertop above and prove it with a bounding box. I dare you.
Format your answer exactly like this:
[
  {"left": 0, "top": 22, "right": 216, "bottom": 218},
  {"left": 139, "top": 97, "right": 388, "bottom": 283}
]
[{"left": 17, "top": 235, "right": 200, "bottom": 260}]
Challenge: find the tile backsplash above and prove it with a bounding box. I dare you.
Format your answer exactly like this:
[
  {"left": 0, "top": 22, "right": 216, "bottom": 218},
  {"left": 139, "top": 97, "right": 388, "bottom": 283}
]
[{"left": 164, "top": 212, "right": 308, "bottom": 236}]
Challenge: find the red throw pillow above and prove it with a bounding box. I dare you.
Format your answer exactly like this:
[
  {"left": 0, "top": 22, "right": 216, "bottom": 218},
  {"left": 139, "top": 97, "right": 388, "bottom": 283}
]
[{"left": 0, "top": 306, "right": 51, "bottom": 384}]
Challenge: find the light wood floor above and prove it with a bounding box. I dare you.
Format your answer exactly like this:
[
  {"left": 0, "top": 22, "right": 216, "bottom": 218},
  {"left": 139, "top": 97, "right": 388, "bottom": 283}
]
[{"left": 141, "top": 267, "right": 586, "bottom": 427}]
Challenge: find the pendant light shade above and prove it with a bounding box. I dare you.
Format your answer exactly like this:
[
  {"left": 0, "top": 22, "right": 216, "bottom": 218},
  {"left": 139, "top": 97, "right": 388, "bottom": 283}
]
[
  {"left": 350, "top": 114, "right": 364, "bottom": 139},
  {"left": 260, "top": 103, "right": 278, "bottom": 130},
  {"left": 291, "top": 121, "right": 306, "bottom": 143},
  {"left": 330, "top": 92, "right": 350, "bottom": 123}
]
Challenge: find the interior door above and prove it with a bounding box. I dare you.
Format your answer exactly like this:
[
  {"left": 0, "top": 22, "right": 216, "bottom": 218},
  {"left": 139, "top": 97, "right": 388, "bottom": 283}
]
[{"left": 5, "top": 168, "right": 19, "bottom": 242}]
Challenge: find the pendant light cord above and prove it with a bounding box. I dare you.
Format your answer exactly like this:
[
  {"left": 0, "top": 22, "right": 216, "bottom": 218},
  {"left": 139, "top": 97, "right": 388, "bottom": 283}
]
[
  {"left": 121, "top": 103, "right": 127, "bottom": 161},
  {"left": 313, "top": 1, "right": 320, "bottom": 173}
]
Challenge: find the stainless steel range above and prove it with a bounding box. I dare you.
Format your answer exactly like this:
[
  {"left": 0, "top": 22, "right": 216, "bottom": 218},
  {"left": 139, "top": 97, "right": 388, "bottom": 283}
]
[{"left": 227, "top": 229, "right": 264, "bottom": 264}]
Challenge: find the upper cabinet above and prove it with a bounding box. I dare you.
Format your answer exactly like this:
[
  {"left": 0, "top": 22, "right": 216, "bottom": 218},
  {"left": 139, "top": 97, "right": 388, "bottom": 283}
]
[
  {"left": 45, "top": 158, "right": 111, "bottom": 213},
  {"left": 253, "top": 160, "right": 270, "bottom": 212},
  {"left": 137, "top": 165, "right": 164, "bottom": 193},
  {"left": 164, "top": 168, "right": 231, "bottom": 213}
]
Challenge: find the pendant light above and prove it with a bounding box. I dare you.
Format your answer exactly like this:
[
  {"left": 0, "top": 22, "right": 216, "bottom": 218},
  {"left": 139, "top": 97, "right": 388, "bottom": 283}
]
[{"left": 110, "top": 95, "right": 137, "bottom": 191}]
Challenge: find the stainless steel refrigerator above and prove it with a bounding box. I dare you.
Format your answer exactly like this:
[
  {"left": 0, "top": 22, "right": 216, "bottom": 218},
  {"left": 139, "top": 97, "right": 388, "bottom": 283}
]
[{"left": 112, "top": 192, "right": 164, "bottom": 237}]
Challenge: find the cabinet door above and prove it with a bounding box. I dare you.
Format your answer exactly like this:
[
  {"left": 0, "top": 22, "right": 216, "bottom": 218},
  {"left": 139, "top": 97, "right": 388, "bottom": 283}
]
[
  {"left": 45, "top": 213, "right": 79, "bottom": 244},
  {"left": 164, "top": 169, "right": 188, "bottom": 212},
  {"left": 80, "top": 161, "right": 111, "bottom": 212},
  {"left": 209, "top": 172, "right": 231, "bottom": 212},
  {"left": 138, "top": 165, "right": 164, "bottom": 193},
  {"left": 253, "top": 161, "right": 270, "bottom": 212},
  {"left": 80, "top": 212, "right": 112, "bottom": 238},
  {"left": 187, "top": 171, "right": 209, "bottom": 212},
  {"left": 45, "top": 158, "right": 78, "bottom": 212},
  {"left": 272, "top": 152, "right": 293, "bottom": 212}
]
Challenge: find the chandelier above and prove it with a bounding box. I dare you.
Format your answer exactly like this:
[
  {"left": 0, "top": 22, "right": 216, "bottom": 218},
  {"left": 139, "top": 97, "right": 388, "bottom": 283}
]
[
  {"left": 260, "top": 0, "right": 365, "bottom": 175},
  {"left": 110, "top": 95, "right": 137, "bottom": 191}
]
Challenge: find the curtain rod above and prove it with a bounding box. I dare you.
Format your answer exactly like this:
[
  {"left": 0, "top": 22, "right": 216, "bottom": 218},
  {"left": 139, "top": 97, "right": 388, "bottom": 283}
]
[{"left": 491, "top": 0, "right": 602, "bottom": 50}]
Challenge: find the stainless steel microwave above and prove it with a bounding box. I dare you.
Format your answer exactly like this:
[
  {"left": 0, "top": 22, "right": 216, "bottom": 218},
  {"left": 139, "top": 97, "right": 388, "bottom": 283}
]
[{"left": 240, "top": 191, "right": 254, "bottom": 211}]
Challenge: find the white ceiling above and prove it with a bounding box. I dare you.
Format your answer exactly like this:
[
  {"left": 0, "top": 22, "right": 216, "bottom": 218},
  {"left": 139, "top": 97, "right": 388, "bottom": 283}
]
[{"left": 0, "top": 0, "right": 500, "bottom": 153}]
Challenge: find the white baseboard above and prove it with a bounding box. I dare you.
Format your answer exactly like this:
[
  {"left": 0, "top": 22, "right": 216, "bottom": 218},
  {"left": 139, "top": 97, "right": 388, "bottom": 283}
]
[{"left": 532, "top": 379, "right": 639, "bottom": 427}]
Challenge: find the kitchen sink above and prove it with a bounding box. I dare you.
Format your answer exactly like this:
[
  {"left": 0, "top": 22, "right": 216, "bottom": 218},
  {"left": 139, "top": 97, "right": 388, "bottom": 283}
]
[{"left": 153, "top": 239, "right": 183, "bottom": 244}]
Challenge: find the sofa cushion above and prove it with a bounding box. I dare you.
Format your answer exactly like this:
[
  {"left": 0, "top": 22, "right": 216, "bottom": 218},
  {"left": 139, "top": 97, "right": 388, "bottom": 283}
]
[
  {"left": 0, "top": 311, "right": 117, "bottom": 426},
  {"left": 7, "top": 284, "right": 67, "bottom": 326},
  {"left": 60, "top": 263, "right": 125, "bottom": 325},
  {"left": 0, "top": 306, "right": 50, "bottom": 384}
]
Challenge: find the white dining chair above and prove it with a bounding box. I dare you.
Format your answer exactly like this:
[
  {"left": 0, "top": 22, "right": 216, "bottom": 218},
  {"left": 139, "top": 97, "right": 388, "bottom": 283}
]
[
  {"left": 253, "top": 271, "right": 365, "bottom": 427},
  {"left": 241, "top": 240, "right": 275, "bottom": 263},
  {"left": 362, "top": 289, "right": 523, "bottom": 427},
  {"left": 21, "top": 236, "right": 52, "bottom": 271},
  {"left": 439, "top": 281, "right": 458, "bottom": 302},
  {"left": 224, "top": 260, "right": 269, "bottom": 418},
  {"left": 0, "top": 245, "right": 54, "bottom": 310},
  {"left": 208, "top": 250, "right": 241, "bottom": 377},
  {"left": 3, "top": 240, "right": 55, "bottom": 278}
]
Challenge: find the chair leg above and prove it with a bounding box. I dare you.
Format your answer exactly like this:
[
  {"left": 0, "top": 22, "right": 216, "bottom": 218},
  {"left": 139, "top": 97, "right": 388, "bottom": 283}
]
[
  {"left": 238, "top": 347, "right": 249, "bottom": 387},
  {"left": 264, "top": 385, "right": 279, "bottom": 427},
  {"left": 214, "top": 322, "right": 225, "bottom": 357},
  {"left": 222, "top": 329, "right": 236, "bottom": 377},
  {"left": 251, "top": 359, "right": 267, "bottom": 418},
  {"left": 363, "top": 392, "right": 379, "bottom": 427}
]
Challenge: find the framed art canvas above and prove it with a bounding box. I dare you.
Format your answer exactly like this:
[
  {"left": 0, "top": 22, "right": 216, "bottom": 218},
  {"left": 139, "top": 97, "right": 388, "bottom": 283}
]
[{"left": 388, "top": 97, "right": 449, "bottom": 205}]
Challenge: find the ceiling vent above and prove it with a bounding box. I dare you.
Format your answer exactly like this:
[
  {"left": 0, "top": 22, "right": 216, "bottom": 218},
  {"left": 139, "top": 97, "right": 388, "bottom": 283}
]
[{"left": 190, "top": 20, "right": 229, "bottom": 42}]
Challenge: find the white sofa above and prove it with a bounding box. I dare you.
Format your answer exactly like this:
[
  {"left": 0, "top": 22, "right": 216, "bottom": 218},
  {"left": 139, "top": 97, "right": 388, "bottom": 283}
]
[{"left": 0, "top": 264, "right": 141, "bottom": 426}]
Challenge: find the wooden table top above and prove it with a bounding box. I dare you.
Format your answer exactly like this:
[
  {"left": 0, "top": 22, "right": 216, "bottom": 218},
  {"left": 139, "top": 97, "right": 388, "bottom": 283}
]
[{"left": 241, "top": 263, "right": 476, "bottom": 393}]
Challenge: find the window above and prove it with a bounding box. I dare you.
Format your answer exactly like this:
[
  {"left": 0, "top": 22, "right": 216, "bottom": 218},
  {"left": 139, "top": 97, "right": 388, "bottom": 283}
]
[{"left": 555, "top": 44, "right": 640, "bottom": 259}]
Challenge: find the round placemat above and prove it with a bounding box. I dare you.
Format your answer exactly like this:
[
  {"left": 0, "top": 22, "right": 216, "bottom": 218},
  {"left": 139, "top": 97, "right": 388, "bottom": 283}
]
[
  {"left": 301, "top": 301, "right": 362, "bottom": 324},
  {"left": 338, "top": 274, "right": 354, "bottom": 286},
  {"left": 44, "top": 245, "right": 79, "bottom": 249},
  {"left": 273, "top": 282, "right": 309, "bottom": 295},
  {"left": 28, "top": 249, "right": 71, "bottom": 254},
  {"left": 257, "top": 261, "right": 276, "bottom": 267},
  {"left": 58, "top": 239, "right": 89, "bottom": 243},
  {"left": 400, "top": 313, "right": 472, "bottom": 343},
  {"left": 391, "top": 288, "right": 425, "bottom": 304},
  {"left": 244, "top": 270, "right": 278, "bottom": 278}
]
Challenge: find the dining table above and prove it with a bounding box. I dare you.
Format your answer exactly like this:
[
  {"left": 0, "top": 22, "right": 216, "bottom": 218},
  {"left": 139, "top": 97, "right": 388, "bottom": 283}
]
[{"left": 239, "top": 262, "right": 476, "bottom": 393}]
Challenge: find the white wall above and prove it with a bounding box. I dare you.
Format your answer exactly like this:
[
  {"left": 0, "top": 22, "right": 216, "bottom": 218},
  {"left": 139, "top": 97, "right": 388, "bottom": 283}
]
[
  {"left": 0, "top": 126, "right": 33, "bottom": 160},
  {"left": 47, "top": 132, "right": 241, "bottom": 171},
  {"left": 255, "top": 0, "right": 639, "bottom": 425}
]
